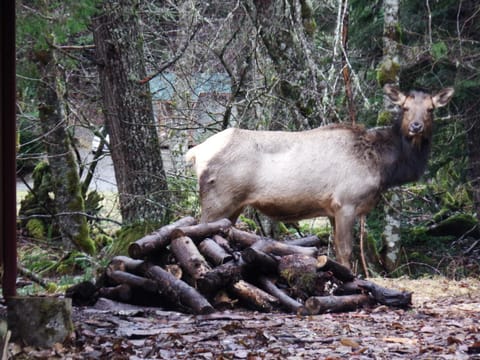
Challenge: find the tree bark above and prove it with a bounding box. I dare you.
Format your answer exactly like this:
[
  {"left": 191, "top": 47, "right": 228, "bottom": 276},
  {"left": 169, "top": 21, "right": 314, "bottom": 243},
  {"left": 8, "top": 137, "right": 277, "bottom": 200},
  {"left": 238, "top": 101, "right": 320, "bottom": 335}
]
[
  {"left": 199, "top": 238, "right": 233, "bottom": 266},
  {"left": 303, "top": 294, "right": 372, "bottom": 315},
  {"left": 379, "top": 0, "right": 402, "bottom": 272},
  {"left": 251, "top": 239, "right": 317, "bottom": 257},
  {"left": 170, "top": 236, "right": 212, "bottom": 283},
  {"left": 230, "top": 280, "right": 278, "bottom": 312},
  {"left": 35, "top": 49, "right": 94, "bottom": 254},
  {"left": 93, "top": 0, "right": 169, "bottom": 224},
  {"left": 145, "top": 265, "right": 214, "bottom": 314},
  {"left": 196, "top": 259, "right": 246, "bottom": 296},
  {"left": 170, "top": 218, "right": 232, "bottom": 242},
  {"left": 257, "top": 276, "right": 303, "bottom": 313},
  {"left": 128, "top": 216, "right": 197, "bottom": 259},
  {"left": 316, "top": 255, "right": 355, "bottom": 283}
]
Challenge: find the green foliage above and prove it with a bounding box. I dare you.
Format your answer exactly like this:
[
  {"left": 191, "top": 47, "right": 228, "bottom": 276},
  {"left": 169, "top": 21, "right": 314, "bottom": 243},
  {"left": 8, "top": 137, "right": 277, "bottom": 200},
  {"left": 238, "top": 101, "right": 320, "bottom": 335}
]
[
  {"left": 167, "top": 172, "right": 200, "bottom": 220},
  {"left": 376, "top": 110, "right": 393, "bottom": 126},
  {"left": 431, "top": 41, "right": 448, "bottom": 61},
  {"left": 25, "top": 218, "right": 47, "bottom": 240},
  {"left": 107, "top": 221, "right": 159, "bottom": 256}
]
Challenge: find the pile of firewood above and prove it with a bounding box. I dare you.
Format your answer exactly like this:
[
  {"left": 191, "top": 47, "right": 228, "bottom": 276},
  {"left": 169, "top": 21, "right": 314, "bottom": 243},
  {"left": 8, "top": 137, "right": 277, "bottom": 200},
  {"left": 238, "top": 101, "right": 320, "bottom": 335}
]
[{"left": 67, "top": 216, "right": 412, "bottom": 315}]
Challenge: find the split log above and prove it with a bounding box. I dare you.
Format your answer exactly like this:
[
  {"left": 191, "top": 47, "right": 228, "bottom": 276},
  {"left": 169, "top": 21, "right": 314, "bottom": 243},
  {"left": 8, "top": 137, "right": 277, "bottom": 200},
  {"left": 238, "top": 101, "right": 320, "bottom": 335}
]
[
  {"left": 230, "top": 280, "right": 278, "bottom": 312},
  {"left": 145, "top": 265, "right": 215, "bottom": 314},
  {"left": 257, "top": 277, "right": 303, "bottom": 313},
  {"left": 303, "top": 294, "right": 373, "bottom": 315},
  {"left": 316, "top": 255, "right": 355, "bottom": 282},
  {"left": 170, "top": 218, "right": 232, "bottom": 242},
  {"left": 334, "top": 279, "right": 412, "bottom": 307},
  {"left": 107, "top": 270, "right": 158, "bottom": 292},
  {"left": 196, "top": 258, "right": 246, "bottom": 296},
  {"left": 252, "top": 239, "right": 317, "bottom": 257},
  {"left": 107, "top": 256, "right": 145, "bottom": 275},
  {"left": 128, "top": 216, "right": 197, "bottom": 259},
  {"left": 199, "top": 237, "right": 233, "bottom": 265},
  {"left": 241, "top": 247, "right": 278, "bottom": 274},
  {"left": 170, "top": 236, "right": 211, "bottom": 283}
]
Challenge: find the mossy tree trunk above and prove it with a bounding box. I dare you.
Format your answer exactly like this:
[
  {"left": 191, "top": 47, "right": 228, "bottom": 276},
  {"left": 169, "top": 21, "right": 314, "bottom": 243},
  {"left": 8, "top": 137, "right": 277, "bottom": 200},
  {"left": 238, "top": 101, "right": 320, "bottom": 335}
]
[
  {"left": 378, "top": 0, "right": 402, "bottom": 272},
  {"left": 93, "top": 0, "right": 170, "bottom": 224},
  {"left": 465, "top": 103, "right": 480, "bottom": 223},
  {"left": 35, "top": 49, "right": 95, "bottom": 254},
  {"left": 242, "top": 0, "right": 324, "bottom": 129}
]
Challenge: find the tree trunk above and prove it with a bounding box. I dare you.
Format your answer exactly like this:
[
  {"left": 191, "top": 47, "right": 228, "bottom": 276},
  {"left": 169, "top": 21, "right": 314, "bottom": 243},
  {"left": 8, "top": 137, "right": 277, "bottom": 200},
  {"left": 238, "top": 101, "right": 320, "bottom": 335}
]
[
  {"left": 93, "top": 0, "right": 169, "bottom": 224},
  {"left": 379, "top": 0, "right": 402, "bottom": 272},
  {"left": 465, "top": 108, "right": 480, "bottom": 223},
  {"left": 36, "top": 49, "right": 95, "bottom": 254}
]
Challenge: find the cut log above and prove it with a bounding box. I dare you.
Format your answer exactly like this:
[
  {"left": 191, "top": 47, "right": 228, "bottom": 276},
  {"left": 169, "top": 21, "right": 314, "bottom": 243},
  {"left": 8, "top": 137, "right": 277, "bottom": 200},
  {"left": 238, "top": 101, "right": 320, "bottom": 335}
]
[
  {"left": 128, "top": 216, "right": 197, "bottom": 259},
  {"left": 65, "top": 281, "right": 99, "bottom": 306},
  {"left": 257, "top": 276, "right": 303, "bottom": 313},
  {"left": 278, "top": 254, "right": 332, "bottom": 298},
  {"left": 170, "top": 236, "right": 212, "bottom": 283},
  {"left": 228, "top": 227, "right": 267, "bottom": 248},
  {"left": 285, "top": 235, "right": 325, "bottom": 247},
  {"left": 107, "top": 256, "right": 145, "bottom": 275},
  {"left": 303, "top": 294, "right": 372, "bottom": 315},
  {"left": 212, "top": 234, "right": 234, "bottom": 253},
  {"left": 170, "top": 218, "right": 232, "bottom": 242},
  {"left": 230, "top": 280, "right": 278, "bottom": 312},
  {"left": 241, "top": 247, "right": 278, "bottom": 274},
  {"left": 107, "top": 270, "right": 158, "bottom": 292},
  {"left": 145, "top": 265, "right": 215, "bottom": 314},
  {"left": 199, "top": 237, "right": 233, "bottom": 265},
  {"left": 252, "top": 239, "right": 317, "bottom": 257},
  {"left": 316, "top": 255, "right": 355, "bottom": 282},
  {"left": 196, "top": 258, "right": 246, "bottom": 296},
  {"left": 99, "top": 283, "right": 133, "bottom": 303},
  {"left": 334, "top": 279, "right": 412, "bottom": 307}
]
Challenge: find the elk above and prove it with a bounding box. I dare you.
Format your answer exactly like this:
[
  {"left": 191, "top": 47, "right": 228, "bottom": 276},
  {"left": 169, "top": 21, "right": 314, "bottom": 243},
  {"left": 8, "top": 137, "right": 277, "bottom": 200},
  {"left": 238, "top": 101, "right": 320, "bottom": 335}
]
[{"left": 185, "top": 85, "right": 454, "bottom": 268}]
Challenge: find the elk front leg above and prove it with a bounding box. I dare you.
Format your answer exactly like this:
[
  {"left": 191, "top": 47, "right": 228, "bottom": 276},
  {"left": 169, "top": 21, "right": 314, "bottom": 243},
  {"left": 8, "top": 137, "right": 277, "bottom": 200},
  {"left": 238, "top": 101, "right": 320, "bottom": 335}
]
[{"left": 333, "top": 207, "right": 356, "bottom": 269}]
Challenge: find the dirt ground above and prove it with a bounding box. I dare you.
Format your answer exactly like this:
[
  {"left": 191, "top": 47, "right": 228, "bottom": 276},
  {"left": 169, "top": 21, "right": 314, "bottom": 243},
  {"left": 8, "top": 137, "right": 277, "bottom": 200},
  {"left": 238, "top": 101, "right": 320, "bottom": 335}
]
[{"left": 6, "top": 277, "right": 480, "bottom": 359}]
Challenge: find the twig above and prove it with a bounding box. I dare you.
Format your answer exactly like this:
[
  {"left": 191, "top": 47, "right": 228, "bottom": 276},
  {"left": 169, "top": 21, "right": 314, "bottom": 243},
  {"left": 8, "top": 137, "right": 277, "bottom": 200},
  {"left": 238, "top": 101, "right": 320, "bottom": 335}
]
[
  {"left": 18, "top": 264, "right": 50, "bottom": 290},
  {"left": 359, "top": 215, "right": 369, "bottom": 278}
]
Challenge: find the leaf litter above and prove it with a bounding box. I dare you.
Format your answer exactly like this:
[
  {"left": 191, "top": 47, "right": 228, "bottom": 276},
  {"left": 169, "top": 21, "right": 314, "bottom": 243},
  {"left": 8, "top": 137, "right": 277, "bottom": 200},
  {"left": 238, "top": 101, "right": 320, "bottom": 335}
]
[{"left": 5, "top": 276, "right": 480, "bottom": 359}]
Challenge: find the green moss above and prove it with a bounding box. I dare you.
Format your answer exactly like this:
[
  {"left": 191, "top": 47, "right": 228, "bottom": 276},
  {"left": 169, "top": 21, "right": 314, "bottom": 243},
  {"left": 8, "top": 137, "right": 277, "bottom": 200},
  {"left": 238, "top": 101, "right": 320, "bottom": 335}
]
[
  {"left": 376, "top": 58, "right": 400, "bottom": 87},
  {"left": 108, "top": 221, "right": 159, "bottom": 256},
  {"left": 25, "top": 218, "right": 47, "bottom": 240},
  {"left": 377, "top": 110, "right": 393, "bottom": 126}
]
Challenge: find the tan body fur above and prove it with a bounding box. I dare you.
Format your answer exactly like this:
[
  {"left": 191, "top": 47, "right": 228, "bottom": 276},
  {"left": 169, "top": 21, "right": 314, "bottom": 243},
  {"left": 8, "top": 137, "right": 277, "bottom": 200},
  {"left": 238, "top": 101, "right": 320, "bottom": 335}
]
[{"left": 186, "top": 85, "right": 454, "bottom": 267}]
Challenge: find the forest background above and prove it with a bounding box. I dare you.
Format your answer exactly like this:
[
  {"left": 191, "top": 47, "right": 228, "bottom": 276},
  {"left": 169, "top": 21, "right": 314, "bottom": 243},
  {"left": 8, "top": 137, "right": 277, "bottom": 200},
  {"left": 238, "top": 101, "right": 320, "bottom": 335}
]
[{"left": 15, "top": 0, "right": 480, "bottom": 292}]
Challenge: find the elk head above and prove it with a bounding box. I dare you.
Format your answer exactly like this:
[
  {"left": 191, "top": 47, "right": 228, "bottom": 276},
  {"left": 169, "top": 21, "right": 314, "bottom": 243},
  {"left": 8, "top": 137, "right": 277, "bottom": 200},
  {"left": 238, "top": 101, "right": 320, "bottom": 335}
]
[{"left": 384, "top": 84, "right": 455, "bottom": 147}]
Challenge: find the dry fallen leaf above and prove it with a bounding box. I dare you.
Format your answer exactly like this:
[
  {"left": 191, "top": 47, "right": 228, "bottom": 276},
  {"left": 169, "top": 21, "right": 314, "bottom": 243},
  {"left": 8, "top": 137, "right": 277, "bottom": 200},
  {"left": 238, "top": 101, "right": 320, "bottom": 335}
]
[
  {"left": 340, "top": 338, "right": 360, "bottom": 348},
  {"left": 382, "top": 337, "right": 418, "bottom": 345}
]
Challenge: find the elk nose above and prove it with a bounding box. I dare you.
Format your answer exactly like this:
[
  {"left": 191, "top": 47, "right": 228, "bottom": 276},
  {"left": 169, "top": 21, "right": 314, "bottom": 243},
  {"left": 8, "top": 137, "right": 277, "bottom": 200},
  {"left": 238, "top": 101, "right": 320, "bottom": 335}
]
[{"left": 409, "top": 122, "right": 423, "bottom": 134}]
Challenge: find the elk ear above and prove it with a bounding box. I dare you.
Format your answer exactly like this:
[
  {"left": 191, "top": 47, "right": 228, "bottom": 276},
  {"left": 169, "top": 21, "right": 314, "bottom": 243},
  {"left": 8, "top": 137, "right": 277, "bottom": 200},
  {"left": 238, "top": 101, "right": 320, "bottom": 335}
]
[
  {"left": 432, "top": 87, "right": 454, "bottom": 108},
  {"left": 383, "top": 84, "right": 406, "bottom": 105}
]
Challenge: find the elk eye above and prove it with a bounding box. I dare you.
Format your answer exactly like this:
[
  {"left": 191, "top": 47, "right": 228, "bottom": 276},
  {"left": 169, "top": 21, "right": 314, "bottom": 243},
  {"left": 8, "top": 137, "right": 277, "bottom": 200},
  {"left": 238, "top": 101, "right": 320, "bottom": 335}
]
[
  {"left": 427, "top": 107, "right": 434, "bottom": 113},
  {"left": 403, "top": 107, "right": 409, "bottom": 112}
]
